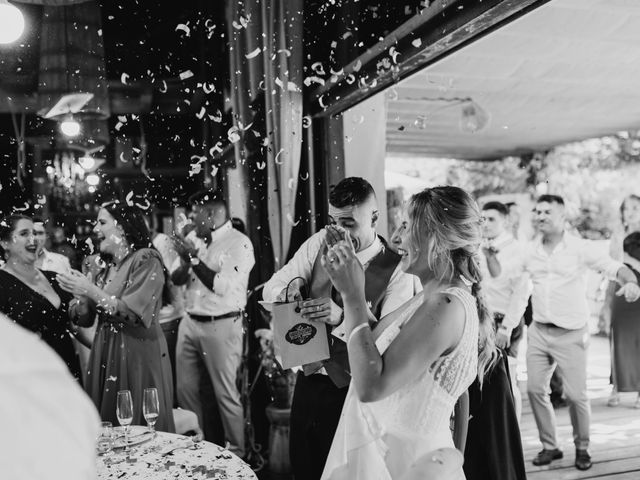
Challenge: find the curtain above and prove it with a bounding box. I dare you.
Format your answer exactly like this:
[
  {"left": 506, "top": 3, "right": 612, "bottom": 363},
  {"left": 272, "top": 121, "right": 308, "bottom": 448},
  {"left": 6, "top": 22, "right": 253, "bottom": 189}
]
[{"left": 227, "top": 0, "right": 304, "bottom": 270}]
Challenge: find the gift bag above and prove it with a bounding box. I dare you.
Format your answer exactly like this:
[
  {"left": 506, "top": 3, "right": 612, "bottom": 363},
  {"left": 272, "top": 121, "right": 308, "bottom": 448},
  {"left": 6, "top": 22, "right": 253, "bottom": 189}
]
[{"left": 266, "top": 277, "right": 330, "bottom": 370}]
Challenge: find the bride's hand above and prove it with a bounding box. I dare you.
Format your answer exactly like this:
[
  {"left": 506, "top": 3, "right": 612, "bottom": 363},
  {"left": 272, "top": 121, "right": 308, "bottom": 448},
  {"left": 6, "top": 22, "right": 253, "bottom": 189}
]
[{"left": 321, "top": 232, "right": 365, "bottom": 301}]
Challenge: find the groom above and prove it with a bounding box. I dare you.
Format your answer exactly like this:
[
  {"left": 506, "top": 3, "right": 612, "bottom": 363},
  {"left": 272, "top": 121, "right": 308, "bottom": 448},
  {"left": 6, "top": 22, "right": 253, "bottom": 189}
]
[{"left": 261, "top": 177, "right": 415, "bottom": 479}]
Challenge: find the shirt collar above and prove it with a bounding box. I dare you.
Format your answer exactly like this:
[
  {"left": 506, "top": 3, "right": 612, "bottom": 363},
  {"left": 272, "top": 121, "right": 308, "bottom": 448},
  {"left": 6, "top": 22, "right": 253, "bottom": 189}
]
[
  {"left": 487, "top": 231, "right": 514, "bottom": 249},
  {"left": 209, "top": 220, "right": 233, "bottom": 243},
  {"left": 356, "top": 236, "right": 382, "bottom": 266}
]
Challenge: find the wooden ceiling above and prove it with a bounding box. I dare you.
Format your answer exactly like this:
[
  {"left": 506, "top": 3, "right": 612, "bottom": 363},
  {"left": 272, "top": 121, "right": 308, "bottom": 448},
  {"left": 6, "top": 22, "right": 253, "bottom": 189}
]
[{"left": 386, "top": 0, "right": 640, "bottom": 160}]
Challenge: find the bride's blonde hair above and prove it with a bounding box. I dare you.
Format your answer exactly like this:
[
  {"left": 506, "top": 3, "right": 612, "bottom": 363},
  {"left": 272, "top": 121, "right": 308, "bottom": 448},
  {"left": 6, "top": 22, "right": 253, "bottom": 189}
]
[{"left": 407, "top": 186, "right": 497, "bottom": 382}]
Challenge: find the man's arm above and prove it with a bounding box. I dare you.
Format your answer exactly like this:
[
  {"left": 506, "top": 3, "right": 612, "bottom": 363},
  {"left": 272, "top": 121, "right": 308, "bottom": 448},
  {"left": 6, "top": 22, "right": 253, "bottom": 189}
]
[
  {"left": 262, "top": 231, "right": 325, "bottom": 302},
  {"left": 482, "top": 247, "right": 502, "bottom": 278}
]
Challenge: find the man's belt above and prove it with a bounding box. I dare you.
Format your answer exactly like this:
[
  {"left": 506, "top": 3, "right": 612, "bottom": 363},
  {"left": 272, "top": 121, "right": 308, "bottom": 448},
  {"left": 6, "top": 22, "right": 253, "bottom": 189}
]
[{"left": 190, "top": 312, "right": 241, "bottom": 322}]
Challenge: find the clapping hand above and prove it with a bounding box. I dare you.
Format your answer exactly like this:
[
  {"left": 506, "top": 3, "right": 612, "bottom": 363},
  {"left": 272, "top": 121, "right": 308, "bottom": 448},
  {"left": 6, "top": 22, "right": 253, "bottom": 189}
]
[
  {"left": 57, "top": 270, "right": 94, "bottom": 297},
  {"left": 173, "top": 233, "right": 198, "bottom": 263},
  {"left": 616, "top": 282, "right": 640, "bottom": 303}
]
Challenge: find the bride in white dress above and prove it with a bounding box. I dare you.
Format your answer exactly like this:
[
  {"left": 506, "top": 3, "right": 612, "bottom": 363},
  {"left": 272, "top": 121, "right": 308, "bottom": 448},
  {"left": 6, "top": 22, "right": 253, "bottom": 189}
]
[{"left": 320, "top": 186, "right": 497, "bottom": 480}]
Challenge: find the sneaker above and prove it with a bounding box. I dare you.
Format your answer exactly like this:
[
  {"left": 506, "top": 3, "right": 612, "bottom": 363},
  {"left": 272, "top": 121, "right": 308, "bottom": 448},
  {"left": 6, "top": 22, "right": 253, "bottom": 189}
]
[
  {"left": 575, "top": 449, "right": 592, "bottom": 470},
  {"left": 607, "top": 390, "right": 620, "bottom": 407},
  {"left": 532, "top": 448, "right": 563, "bottom": 466}
]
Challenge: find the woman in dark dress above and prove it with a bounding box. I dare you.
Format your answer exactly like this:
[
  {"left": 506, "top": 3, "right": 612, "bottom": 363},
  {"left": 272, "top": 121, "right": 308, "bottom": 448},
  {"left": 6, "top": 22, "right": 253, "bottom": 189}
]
[
  {"left": 57, "top": 202, "right": 175, "bottom": 432},
  {"left": 0, "top": 215, "right": 81, "bottom": 381},
  {"left": 609, "top": 228, "right": 640, "bottom": 408}
]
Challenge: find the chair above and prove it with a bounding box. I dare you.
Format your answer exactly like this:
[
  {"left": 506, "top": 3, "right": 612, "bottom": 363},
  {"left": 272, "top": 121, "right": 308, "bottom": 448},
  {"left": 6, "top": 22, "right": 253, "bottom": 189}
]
[{"left": 451, "top": 390, "right": 470, "bottom": 454}]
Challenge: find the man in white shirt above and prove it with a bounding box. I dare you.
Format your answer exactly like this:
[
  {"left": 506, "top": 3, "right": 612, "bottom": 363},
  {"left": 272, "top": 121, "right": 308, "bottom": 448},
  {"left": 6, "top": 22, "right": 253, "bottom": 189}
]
[
  {"left": 33, "top": 219, "right": 71, "bottom": 274},
  {"left": 172, "top": 191, "right": 255, "bottom": 458},
  {"left": 507, "top": 194, "right": 640, "bottom": 471},
  {"left": 0, "top": 313, "right": 100, "bottom": 480},
  {"left": 262, "top": 177, "right": 415, "bottom": 480},
  {"left": 479, "top": 201, "right": 527, "bottom": 420}
]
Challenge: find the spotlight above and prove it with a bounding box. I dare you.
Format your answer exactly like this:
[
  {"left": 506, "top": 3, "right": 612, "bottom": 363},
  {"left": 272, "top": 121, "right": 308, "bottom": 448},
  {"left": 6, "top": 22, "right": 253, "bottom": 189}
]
[
  {"left": 86, "top": 173, "right": 100, "bottom": 186},
  {"left": 0, "top": 0, "right": 25, "bottom": 45},
  {"left": 60, "top": 119, "right": 81, "bottom": 137},
  {"left": 78, "top": 156, "right": 96, "bottom": 170}
]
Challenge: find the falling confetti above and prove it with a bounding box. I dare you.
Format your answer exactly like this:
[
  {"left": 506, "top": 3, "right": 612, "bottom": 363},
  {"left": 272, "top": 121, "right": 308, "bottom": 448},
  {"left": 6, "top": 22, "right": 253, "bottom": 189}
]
[
  {"left": 245, "top": 47, "right": 262, "bottom": 59},
  {"left": 125, "top": 191, "right": 134, "bottom": 206},
  {"left": 175, "top": 23, "right": 190, "bottom": 36},
  {"left": 179, "top": 70, "right": 193, "bottom": 80},
  {"left": 286, "top": 213, "right": 300, "bottom": 226}
]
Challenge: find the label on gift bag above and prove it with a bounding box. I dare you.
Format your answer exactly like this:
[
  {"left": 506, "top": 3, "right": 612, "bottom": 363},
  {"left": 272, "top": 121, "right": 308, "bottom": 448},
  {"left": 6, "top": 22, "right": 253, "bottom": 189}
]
[{"left": 264, "top": 301, "right": 330, "bottom": 370}]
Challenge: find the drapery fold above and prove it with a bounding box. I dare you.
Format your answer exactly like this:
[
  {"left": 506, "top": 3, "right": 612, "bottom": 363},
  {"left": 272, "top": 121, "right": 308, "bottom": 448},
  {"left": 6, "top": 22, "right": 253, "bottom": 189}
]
[{"left": 227, "top": 0, "right": 304, "bottom": 270}]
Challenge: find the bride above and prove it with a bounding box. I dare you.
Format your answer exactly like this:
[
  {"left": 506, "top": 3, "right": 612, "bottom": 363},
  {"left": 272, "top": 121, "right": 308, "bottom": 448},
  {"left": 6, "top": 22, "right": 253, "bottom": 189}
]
[{"left": 320, "top": 186, "right": 496, "bottom": 480}]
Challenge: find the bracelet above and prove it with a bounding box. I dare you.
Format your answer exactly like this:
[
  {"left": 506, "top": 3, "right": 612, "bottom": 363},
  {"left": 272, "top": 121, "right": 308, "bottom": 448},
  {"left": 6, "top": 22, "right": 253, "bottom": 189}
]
[{"left": 347, "top": 323, "right": 370, "bottom": 344}]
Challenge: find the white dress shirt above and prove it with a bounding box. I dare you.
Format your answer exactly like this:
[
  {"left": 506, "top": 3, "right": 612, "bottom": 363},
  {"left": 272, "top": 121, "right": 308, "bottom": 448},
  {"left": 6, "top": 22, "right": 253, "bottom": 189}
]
[
  {"left": 479, "top": 232, "right": 529, "bottom": 333},
  {"left": 153, "top": 233, "right": 185, "bottom": 323},
  {"left": 0, "top": 315, "right": 100, "bottom": 480},
  {"left": 263, "top": 230, "right": 415, "bottom": 320},
  {"left": 37, "top": 249, "right": 71, "bottom": 274},
  {"left": 506, "top": 232, "right": 623, "bottom": 330},
  {"left": 178, "top": 221, "right": 255, "bottom": 316}
]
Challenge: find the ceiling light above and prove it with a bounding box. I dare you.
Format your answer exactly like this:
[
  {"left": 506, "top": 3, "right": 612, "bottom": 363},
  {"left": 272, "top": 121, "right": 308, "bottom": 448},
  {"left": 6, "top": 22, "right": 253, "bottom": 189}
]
[
  {"left": 60, "top": 119, "right": 81, "bottom": 137},
  {"left": 78, "top": 156, "right": 95, "bottom": 170},
  {"left": 459, "top": 100, "right": 490, "bottom": 134},
  {"left": 0, "top": 1, "right": 25, "bottom": 45},
  {"left": 86, "top": 173, "right": 100, "bottom": 186}
]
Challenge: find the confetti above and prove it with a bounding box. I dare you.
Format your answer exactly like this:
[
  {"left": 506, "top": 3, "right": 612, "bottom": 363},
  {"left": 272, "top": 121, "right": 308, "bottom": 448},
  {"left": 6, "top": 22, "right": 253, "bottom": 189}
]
[
  {"left": 125, "top": 191, "right": 134, "bottom": 206},
  {"left": 179, "top": 70, "right": 194, "bottom": 80},
  {"left": 120, "top": 72, "right": 129, "bottom": 84},
  {"left": 175, "top": 23, "right": 190, "bottom": 36},
  {"left": 245, "top": 47, "right": 261, "bottom": 59}
]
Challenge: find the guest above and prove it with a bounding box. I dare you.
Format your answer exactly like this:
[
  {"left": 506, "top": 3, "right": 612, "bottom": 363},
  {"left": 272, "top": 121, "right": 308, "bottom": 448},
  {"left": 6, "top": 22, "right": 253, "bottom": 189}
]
[
  {"left": 0, "top": 313, "right": 99, "bottom": 480},
  {"left": 479, "top": 201, "right": 526, "bottom": 420},
  {"left": 608, "top": 194, "right": 640, "bottom": 408},
  {"left": 171, "top": 190, "right": 255, "bottom": 457},
  {"left": 51, "top": 225, "right": 79, "bottom": 270},
  {"left": 320, "top": 186, "right": 496, "bottom": 480},
  {"left": 58, "top": 202, "right": 175, "bottom": 432},
  {"left": 0, "top": 214, "right": 82, "bottom": 381},
  {"left": 506, "top": 194, "right": 640, "bottom": 470},
  {"left": 33, "top": 218, "right": 71, "bottom": 274},
  {"left": 262, "top": 177, "right": 415, "bottom": 480},
  {"left": 146, "top": 214, "right": 185, "bottom": 405}
]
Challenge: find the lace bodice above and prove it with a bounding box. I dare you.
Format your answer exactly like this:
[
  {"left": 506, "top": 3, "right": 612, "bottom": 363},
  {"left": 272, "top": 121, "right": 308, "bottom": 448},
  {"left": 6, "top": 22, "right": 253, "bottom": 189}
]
[
  {"left": 322, "top": 287, "right": 479, "bottom": 480},
  {"left": 365, "top": 287, "right": 479, "bottom": 439}
]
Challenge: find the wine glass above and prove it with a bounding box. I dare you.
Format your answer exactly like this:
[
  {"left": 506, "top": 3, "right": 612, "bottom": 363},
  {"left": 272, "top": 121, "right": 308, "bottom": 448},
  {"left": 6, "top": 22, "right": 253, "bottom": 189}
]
[
  {"left": 96, "top": 421, "right": 114, "bottom": 456},
  {"left": 143, "top": 387, "right": 160, "bottom": 435},
  {"left": 116, "top": 390, "right": 134, "bottom": 451}
]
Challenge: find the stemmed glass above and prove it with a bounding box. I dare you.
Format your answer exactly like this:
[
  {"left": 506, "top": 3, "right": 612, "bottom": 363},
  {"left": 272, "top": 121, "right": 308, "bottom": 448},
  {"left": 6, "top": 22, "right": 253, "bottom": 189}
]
[
  {"left": 143, "top": 387, "right": 160, "bottom": 435},
  {"left": 96, "top": 421, "right": 114, "bottom": 456},
  {"left": 116, "top": 390, "right": 134, "bottom": 451}
]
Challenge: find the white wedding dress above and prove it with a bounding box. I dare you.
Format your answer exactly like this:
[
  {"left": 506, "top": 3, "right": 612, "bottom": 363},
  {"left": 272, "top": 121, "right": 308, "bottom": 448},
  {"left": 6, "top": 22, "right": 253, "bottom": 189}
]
[{"left": 321, "top": 287, "right": 479, "bottom": 480}]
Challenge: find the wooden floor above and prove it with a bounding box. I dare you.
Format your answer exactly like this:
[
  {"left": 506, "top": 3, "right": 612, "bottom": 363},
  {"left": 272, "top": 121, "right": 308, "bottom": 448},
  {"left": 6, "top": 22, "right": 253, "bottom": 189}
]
[{"left": 519, "top": 335, "right": 640, "bottom": 479}]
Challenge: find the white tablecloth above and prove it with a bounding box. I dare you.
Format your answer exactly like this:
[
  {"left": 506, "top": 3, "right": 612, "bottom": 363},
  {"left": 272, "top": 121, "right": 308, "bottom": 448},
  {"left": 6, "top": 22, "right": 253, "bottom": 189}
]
[{"left": 97, "top": 429, "right": 256, "bottom": 479}]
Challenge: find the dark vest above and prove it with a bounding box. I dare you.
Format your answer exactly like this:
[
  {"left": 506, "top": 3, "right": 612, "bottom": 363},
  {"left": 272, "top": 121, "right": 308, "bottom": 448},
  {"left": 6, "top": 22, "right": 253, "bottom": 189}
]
[{"left": 305, "top": 236, "right": 401, "bottom": 388}]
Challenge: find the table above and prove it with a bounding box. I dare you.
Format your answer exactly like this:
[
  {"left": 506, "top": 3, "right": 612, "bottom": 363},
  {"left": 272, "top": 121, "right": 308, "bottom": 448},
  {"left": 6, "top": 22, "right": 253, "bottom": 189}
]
[{"left": 97, "top": 428, "right": 257, "bottom": 479}]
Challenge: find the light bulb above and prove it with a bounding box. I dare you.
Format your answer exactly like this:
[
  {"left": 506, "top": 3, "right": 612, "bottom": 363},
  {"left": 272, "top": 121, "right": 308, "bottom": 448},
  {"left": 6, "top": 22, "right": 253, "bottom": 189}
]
[
  {"left": 459, "top": 101, "right": 489, "bottom": 133},
  {"left": 86, "top": 173, "right": 100, "bottom": 186},
  {"left": 0, "top": 1, "right": 25, "bottom": 44},
  {"left": 60, "top": 119, "right": 81, "bottom": 137},
  {"left": 78, "top": 156, "right": 96, "bottom": 170}
]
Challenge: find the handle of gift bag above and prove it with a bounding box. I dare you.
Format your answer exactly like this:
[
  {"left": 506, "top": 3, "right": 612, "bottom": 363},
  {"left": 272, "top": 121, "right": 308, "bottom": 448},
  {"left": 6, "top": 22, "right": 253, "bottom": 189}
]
[{"left": 284, "top": 276, "right": 308, "bottom": 312}]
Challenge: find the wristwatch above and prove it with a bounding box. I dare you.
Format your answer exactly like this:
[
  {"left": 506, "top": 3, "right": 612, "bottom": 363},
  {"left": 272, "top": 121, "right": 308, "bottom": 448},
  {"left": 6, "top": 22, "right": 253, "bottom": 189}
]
[{"left": 189, "top": 255, "right": 201, "bottom": 266}]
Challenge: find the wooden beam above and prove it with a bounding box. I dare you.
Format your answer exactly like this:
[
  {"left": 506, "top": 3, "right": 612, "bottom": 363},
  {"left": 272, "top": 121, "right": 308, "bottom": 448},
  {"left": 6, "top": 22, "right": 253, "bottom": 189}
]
[{"left": 309, "top": 0, "right": 552, "bottom": 117}]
